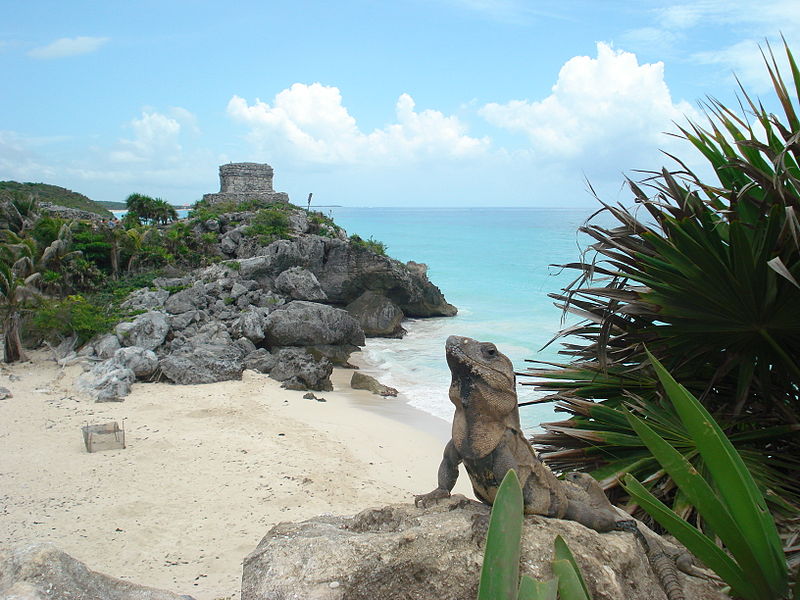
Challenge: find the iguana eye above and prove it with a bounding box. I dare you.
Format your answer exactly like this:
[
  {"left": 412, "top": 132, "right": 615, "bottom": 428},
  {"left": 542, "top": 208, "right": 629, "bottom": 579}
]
[{"left": 482, "top": 344, "right": 497, "bottom": 358}]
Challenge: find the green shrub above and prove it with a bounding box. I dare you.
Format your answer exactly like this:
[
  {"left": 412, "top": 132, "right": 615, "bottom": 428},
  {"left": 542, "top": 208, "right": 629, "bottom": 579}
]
[
  {"left": 31, "top": 294, "right": 118, "bottom": 345},
  {"left": 189, "top": 198, "right": 265, "bottom": 223},
  {"left": 244, "top": 207, "right": 291, "bottom": 244},
  {"left": 29, "top": 216, "right": 66, "bottom": 249},
  {"left": 308, "top": 211, "right": 342, "bottom": 237},
  {"left": 349, "top": 234, "right": 387, "bottom": 255},
  {"left": 622, "top": 352, "right": 789, "bottom": 600},
  {"left": 72, "top": 223, "right": 112, "bottom": 271}
]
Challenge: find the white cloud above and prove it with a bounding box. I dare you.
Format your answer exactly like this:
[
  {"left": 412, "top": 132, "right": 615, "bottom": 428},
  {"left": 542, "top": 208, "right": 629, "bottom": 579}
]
[
  {"left": 28, "top": 36, "right": 109, "bottom": 59},
  {"left": 0, "top": 131, "right": 58, "bottom": 181},
  {"left": 109, "top": 110, "right": 184, "bottom": 164},
  {"left": 623, "top": 1, "right": 800, "bottom": 91},
  {"left": 227, "top": 83, "right": 489, "bottom": 166},
  {"left": 479, "top": 43, "right": 696, "bottom": 163}
]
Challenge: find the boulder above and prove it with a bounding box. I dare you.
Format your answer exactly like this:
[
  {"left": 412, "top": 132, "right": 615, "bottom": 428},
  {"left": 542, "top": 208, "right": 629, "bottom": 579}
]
[
  {"left": 76, "top": 362, "right": 136, "bottom": 402},
  {"left": 164, "top": 282, "right": 208, "bottom": 314},
  {"left": 305, "top": 344, "right": 361, "bottom": 367},
  {"left": 0, "top": 542, "right": 193, "bottom": 600},
  {"left": 244, "top": 348, "right": 276, "bottom": 373},
  {"left": 350, "top": 372, "right": 398, "bottom": 397},
  {"left": 113, "top": 346, "right": 158, "bottom": 378},
  {"left": 119, "top": 288, "right": 170, "bottom": 311},
  {"left": 287, "top": 209, "right": 310, "bottom": 234},
  {"left": 269, "top": 347, "right": 333, "bottom": 391},
  {"left": 264, "top": 301, "right": 365, "bottom": 347},
  {"left": 231, "top": 308, "right": 270, "bottom": 344},
  {"left": 274, "top": 267, "right": 328, "bottom": 302},
  {"left": 93, "top": 333, "right": 122, "bottom": 359},
  {"left": 159, "top": 344, "right": 245, "bottom": 385},
  {"left": 168, "top": 309, "right": 201, "bottom": 332},
  {"left": 345, "top": 291, "right": 405, "bottom": 338},
  {"left": 241, "top": 498, "right": 725, "bottom": 600},
  {"left": 115, "top": 311, "right": 169, "bottom": 351},
  {"left": 312, "top": 238, "right": 457, "bottom": 317}
]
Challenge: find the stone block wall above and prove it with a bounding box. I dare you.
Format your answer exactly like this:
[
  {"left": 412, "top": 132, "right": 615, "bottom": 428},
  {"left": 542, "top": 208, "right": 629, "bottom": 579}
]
[{"left": 202, "top": 162, "right": 289, "bottom": 205}]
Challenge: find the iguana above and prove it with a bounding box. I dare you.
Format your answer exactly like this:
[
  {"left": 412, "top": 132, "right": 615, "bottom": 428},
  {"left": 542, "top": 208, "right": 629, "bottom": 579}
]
[{"left": 414, "top": 336, "right": 688, "bottom": 600}]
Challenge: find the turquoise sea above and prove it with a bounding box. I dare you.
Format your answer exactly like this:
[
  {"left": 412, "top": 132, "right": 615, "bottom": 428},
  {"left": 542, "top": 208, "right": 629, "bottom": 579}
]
[{"left": 328, "top": 206, "right": 599, "bottom": 432}]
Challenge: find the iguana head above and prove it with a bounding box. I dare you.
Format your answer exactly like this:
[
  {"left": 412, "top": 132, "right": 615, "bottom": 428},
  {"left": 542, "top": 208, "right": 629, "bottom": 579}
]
[{"left": 446, "top": 336, "right": 516, "bottom": 401}]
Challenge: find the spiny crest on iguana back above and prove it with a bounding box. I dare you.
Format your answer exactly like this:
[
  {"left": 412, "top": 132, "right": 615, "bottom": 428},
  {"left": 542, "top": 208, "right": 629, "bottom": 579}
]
[{"left": 446, "top": 335, "right": 520, "bottom": 459}]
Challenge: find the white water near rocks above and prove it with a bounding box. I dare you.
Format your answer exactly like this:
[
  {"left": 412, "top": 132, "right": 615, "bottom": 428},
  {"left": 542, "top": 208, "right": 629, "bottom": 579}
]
[{"left": 330, "top": 206, "right": 603, "bottom": 433}]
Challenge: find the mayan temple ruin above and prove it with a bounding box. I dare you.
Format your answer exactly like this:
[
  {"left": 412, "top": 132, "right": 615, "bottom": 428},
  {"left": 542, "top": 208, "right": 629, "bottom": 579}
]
[{"left": 202, "top": 162, "right": 289, "bottom": 205}]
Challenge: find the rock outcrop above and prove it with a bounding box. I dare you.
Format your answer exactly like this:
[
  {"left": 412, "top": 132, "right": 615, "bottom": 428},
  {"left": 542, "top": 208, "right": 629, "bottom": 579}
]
[
  {"left": 345, "top": 291, "right": 405, "bottom": 338},
  {"left": 241, "top": 497, "right": 725, "bottom": 600},
  {"left": 350, "top": 372, "right": 398, "bottom": 397},
  {"left": 0, "top": 543, "right": 193, "bottom": 600},
  {"left": 76, "top": 197, "right": 455, "bottom": 396},
  {"left": 269, "top": 347, "right": 334, "bottom": 391}
]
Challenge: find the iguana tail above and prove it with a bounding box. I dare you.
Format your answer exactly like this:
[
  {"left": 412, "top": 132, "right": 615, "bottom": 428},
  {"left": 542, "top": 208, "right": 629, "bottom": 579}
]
[{"left": 626, "top": 525, "right": 686, "bottom": 600}]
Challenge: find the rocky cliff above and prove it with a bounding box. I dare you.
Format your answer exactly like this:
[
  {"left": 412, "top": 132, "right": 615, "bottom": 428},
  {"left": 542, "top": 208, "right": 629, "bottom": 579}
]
[{"left": 73, "top": 203, "right": 456, "bottom": 400}]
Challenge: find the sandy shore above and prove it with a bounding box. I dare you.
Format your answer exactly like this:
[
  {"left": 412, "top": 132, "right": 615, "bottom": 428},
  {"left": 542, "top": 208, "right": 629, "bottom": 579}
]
[{"left": 0, "top": 350, "right": 472, "bottom": 599}]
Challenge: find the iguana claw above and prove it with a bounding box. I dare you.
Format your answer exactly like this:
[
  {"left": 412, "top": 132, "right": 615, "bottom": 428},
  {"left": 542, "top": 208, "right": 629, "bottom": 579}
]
[{"left": 414, "top": 488, "right": 451, "bottom": 508}]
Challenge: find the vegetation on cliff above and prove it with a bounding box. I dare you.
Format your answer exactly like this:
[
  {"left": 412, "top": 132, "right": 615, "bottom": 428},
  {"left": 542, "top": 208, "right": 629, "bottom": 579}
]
[
  {"left": 0, "top": 191, "right": 389, "bottom": 363},
  {"left": 0, "top": 181, "right": 113, "bottom": 217}
]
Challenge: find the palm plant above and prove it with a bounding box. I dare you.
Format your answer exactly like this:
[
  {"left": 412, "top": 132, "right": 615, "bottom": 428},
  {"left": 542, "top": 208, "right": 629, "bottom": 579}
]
[
  {"left": 521, "top": 40, "right": 800, "bottom": 526},
  {"left": 0, "top": 243, "right": 41, "bottom": 363},
  {"left": 0, "top": 190, "right": 38, "bottom": 234}
]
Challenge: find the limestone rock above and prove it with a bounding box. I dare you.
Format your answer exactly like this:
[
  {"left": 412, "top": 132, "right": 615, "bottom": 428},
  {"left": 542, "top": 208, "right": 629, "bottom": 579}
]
[
  {"left": 241, "top": 498, "right": 726, "bottom": 600},
  {"left": 231, "top": 307, "right": 271, "bottom": 344},
  {"left": 265, "top": 300, "right": 364, "bottom": 346},
  {"left": 164, "top": 282, "right": 208, "bottom": 314},
  {"left": 345, "top": 291, "right": 405, "bottom": 338},
  {"left": 119, "top": 288, "right": 169, "bottom": 311},
  {"left": 113, "top": 346, "right": 158, "bottom": 378},
  {"left": 76, "top": 362, "right": 135, "bottom": 402},
  {"left": 93, "top": 333, "right": 122, "bottom": 359},
  {"left": 312, "top": 238, "right": 457, "bottom": 317},
  {"left": 305, "top": 344, "right": 361, "bottom": 367},
  {"left": 274, "top": 267, "right": 327, "bottom": 302},
  {"left": 115, "top": 311, "right": 169, "bottom": 351},
  {"left": 264, "top": 301, "right": 365, "bottom": 348},
  {"left": 159, "top": 344, "right": 245, "bottom": 385},
  {"left": 0, "top": 542, "right": 193, "bottom": 600},
  {"left": 244, "top": 348, "right": 276, "bottom": 373},
  {"left": 350, "top": 372, "right": 398, "bottom": 397},
  {"left": 269, "top": 347, "right": 333, "bottom": 391}
]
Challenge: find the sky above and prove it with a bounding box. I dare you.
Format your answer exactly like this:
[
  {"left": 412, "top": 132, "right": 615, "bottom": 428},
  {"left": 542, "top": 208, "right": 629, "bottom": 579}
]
[{"left": 2, "top": 0, "right": 799, "bottom": 207}]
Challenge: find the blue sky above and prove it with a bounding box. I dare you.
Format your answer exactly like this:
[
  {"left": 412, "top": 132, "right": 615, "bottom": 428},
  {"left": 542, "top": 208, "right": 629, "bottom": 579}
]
[{"left": 2, "top": 0, "right": 799, "bottom": 207}]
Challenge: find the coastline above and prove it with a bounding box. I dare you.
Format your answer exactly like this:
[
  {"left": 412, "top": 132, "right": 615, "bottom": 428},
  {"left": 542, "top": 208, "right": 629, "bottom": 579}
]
[{"left": 0, "top": 350, "right": 471, "bottom": 600}]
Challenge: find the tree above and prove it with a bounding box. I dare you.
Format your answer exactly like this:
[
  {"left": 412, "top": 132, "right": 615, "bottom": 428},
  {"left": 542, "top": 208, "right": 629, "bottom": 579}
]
[
  {"left": 124, "top": 193, "right": 177, "bottom": 225},
  {"left": 0, "top": 248, "right": 41, "bottom": 363}
]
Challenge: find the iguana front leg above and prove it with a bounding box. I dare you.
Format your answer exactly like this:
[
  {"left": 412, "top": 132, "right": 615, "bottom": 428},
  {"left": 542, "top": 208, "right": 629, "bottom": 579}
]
[{"left": 415, "top": 439, "right": 462, "bottom": 507}]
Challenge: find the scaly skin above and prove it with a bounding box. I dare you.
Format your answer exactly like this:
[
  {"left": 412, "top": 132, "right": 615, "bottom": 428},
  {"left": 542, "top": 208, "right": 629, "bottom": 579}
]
[
  {"left": 414, "top": 336, "right": 622, "bottom": 532},
  {"left": 414, "top": 336, "right": 689, "bottom": 600}
]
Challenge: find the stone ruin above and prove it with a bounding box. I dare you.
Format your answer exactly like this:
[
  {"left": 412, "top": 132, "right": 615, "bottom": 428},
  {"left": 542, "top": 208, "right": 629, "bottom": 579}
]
[{"left": 202, "top": 162, "right": 289, "bottom": 205}]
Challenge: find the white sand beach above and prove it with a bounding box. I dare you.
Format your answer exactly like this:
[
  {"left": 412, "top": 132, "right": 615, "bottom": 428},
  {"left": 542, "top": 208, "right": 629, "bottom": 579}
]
[{"left": 0, "top": 351, "right": 473, "bottom": 599}]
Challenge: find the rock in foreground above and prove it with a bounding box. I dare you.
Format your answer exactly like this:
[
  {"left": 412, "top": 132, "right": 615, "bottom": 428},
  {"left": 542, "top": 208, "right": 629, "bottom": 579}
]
[
  {"left": 242, "top": 497, "right": 725, "bottom": 600},
  {"left": 0, "top": 543, "right": 193, "bottom": 600}
]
